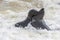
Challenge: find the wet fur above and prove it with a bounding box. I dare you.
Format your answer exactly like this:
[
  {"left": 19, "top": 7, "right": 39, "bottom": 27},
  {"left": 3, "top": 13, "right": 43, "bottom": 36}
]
[{"left": 15, "top": 8, "right": 51, "bottom": 30}]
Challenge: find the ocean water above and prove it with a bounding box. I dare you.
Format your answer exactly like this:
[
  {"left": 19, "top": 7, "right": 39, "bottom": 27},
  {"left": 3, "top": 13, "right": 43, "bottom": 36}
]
[{"left": 0, "top": 0, "right": 60, "bottom": 40}]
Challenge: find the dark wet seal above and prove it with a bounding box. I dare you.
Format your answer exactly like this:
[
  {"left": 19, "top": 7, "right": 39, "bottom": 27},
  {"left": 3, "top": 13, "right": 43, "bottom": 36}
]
[{"left": 15, "top": 8, "right": 51, "bottom": 30}]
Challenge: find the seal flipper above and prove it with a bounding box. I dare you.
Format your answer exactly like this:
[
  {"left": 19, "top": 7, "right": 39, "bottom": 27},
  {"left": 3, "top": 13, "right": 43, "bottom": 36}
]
[
  {"left": 15, "top": 17, "right": 31, "bottom": 28},
  {"left": 31, "top": 20, "right": 51, "bottom": 30}
]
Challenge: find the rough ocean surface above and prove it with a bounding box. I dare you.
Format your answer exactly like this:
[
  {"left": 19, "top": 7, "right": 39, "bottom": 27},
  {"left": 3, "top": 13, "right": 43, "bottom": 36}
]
[{"left": 0, "top": 0, "right": 60, "bottom": 40}]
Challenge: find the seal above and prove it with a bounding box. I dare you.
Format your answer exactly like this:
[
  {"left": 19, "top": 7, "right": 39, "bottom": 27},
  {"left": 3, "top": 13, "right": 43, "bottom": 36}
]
[{"left": 15, "top": 8, "right": 51, "bottom": 30}]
